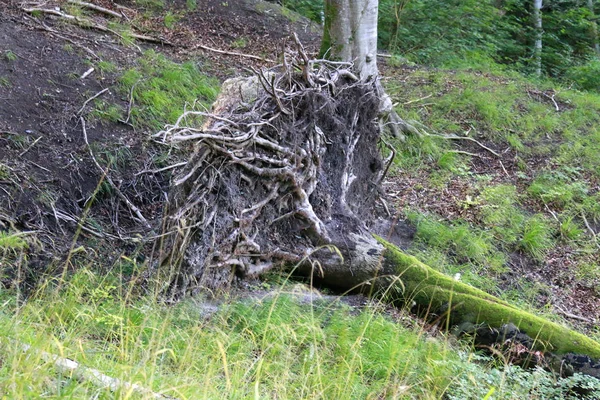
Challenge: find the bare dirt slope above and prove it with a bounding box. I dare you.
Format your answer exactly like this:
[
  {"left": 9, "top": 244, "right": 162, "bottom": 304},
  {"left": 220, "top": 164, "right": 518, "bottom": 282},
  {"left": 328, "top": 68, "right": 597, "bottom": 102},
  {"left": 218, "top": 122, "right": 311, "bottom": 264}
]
[{"left": 0, "top": 0, "right": 320, "bottom": 286}]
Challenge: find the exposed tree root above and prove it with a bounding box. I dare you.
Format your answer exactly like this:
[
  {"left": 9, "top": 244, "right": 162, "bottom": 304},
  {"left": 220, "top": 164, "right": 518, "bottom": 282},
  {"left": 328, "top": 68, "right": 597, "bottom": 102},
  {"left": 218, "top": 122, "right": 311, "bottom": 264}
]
[{"left": 156, "top": 50, "right": 386, "bottom": 298}]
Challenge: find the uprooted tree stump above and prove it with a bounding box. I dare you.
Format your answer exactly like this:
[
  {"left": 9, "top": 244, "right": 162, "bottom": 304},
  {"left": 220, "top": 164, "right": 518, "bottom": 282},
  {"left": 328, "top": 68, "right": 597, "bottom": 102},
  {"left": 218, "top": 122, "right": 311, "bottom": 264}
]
[
  {"left": 154, "top": 52, "right": 600, "bottom": 377},
  {"left": 155, "top": 55, "right": 390, "bottom": 298}
]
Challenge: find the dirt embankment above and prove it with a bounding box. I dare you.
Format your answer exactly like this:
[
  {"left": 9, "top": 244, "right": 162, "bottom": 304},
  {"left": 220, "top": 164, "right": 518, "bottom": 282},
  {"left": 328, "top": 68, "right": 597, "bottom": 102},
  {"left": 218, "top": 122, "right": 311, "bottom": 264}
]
[{"left": 0, "top": 0, "right": 320, "bottom": 285}]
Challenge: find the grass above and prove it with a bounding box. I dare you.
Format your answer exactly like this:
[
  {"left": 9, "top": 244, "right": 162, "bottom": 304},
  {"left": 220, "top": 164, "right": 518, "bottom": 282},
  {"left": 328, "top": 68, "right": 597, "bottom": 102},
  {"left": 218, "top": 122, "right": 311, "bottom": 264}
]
[
  {"left": 3, "top": 50, "right": 16, "bottom": 62},
  {"left": 385, "top": 63, "right": 600, "bottom": 317},
  {"left": 0, "top": 263, "right": 598, "bottom": 399},
  {"left": 117, "top": 50, "right": 219, "bottom": 130}
]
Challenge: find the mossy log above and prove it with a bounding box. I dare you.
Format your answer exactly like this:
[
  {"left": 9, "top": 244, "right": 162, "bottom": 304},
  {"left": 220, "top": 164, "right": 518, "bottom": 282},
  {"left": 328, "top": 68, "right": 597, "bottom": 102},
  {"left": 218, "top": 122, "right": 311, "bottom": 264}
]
[{"left": 375, "top": 237, "right": 600, "bottom": 359}]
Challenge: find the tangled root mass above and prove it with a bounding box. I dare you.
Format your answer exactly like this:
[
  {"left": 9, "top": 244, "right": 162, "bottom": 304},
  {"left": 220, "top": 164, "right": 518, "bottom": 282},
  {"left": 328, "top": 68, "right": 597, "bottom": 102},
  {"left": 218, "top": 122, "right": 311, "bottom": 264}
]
[{"left": 156, "top": 56, "right": 388, "bottom": 298}]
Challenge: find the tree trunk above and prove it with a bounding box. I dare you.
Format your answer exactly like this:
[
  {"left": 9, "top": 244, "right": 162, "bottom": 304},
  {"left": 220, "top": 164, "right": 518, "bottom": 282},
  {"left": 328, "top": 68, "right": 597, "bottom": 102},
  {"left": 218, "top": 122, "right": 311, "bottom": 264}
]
[
  {"left": 588, "top": 0, "right": 600, "bottom": 54},
  {"left": 320, "top": 0, "right": 379, "bottom": 79},
  {"left": 533, "top": 0, "right": 543, "bottom": 77}
]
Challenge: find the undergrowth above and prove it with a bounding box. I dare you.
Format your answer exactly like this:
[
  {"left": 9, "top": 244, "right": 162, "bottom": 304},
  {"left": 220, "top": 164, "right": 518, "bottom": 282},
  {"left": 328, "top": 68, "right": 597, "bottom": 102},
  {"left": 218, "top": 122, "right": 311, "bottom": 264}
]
[
  {"left": 90, "top": 50, "right": 219, "bottom": 131},
  {"left": 0, "top": 264, "right": 598, "bottom": 399},
  {"left": 118, "top": 51, "right": 218, "bottom": 130},
  {"left": 385, "top": 65, "right": 600, "bottom": 318}
]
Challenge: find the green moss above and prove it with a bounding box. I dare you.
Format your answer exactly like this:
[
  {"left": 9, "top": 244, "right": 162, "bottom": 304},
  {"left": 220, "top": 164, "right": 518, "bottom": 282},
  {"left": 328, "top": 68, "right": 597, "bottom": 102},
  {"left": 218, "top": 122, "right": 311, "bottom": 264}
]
[{"left": 376, "top": 237, "right": 600, "bottom": 358}]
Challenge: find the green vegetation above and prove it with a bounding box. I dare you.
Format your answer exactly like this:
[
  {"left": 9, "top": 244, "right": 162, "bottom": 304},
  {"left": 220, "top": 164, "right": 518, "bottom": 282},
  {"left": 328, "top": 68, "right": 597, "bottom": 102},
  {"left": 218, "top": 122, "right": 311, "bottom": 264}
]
[
  {"left": 163, "top": 11, "right": 178, "bottom": 29},
  {"left": 117, "top": 50, "right": 219, "bottom": 130},
  {"left": 383, "top": 55, "right": 600, "bottom": 329},
  {"left": 3, "top": 50, "right": 16, "bottom": 62},
  {"left": 0, "top": 232, "right": 27, "bottom": 251},
  {"left": 0, "top": 267, "right": 598, "bottom": 399},
  {"left": 3, "top": 1, "right": 600, "bottom": 398},
  {"left": 378, "top": 239, "right": 600, "bottom": 358},
  {"left": 288, "top": 0, "right": 600, "bottom": 87}
]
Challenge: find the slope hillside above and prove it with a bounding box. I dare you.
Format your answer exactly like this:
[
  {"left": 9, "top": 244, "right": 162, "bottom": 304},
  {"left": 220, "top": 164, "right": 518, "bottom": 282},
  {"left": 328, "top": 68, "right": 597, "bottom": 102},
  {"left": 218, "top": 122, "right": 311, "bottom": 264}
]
[
  {"left": 0, "top": 0, "right": 320, "bottom": 288},
  {"left": 1, "top": 0, "right": 600, "bottom": 398}
]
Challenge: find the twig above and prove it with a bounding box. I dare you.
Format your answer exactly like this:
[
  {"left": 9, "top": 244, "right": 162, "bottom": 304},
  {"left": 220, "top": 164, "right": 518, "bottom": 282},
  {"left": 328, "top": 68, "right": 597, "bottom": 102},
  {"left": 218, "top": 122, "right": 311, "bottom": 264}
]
[
  {"left": 67, "top": 0, "right": 123, "bottom": 18},
  {"left": 36, "top": 21, "right": 101, "bottom": 60},
  {"left": 19, "top": 136, "right": 42, "bottom": 157},
  {"left": 31, "top": 162, "right": 51, "bottom": 172},
  {"left": 77, "top": 88, "right": 109, "bottom": 115},
  {"left": 378, "top": 137, "right": 396, "bottom": 184},
  {"left": 448, "top": 150, "right": 483, "bottom": 158},
  {"left": 120, "top": 80, "right": 138, "bottom": 125},
  {"left": 134, "top": 162, "right": 187, "bottom": 176},
  {"left": 80, "top": 116, "right": 151, "bottom": 228},
  {"left": 581, "top": 212, "right": 599, "bottom": 249},
  {"left": 543, "top": 203, "right": 560, "bottom": 223},
  {"left": 542, "top": 92, "right": 560, "bottom": 112},
  {"left": 80, "top": 67, "right": 94, "bottom": 80},
  {"left": 554, "top": 305, "right": 595, "bottom": 323},
  {"left": 426, "top": 133, "right": 500, "bottom": 157},
  {"left": 402, "top": 94, "right": 432, "bottom": 106},
  {"left": 192, "top": 44, "right": 274, "bottom": 63},
  {"left": 499, "top": 160, "right": 510, "bottom": 177}
]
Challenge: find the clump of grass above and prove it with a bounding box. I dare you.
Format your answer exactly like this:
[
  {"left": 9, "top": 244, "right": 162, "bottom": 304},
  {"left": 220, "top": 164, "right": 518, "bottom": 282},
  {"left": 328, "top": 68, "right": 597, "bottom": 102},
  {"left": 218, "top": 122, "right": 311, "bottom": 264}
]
[
  {"left": 133, "top": 0, "right": 165, "bottom": 11},
  {"left": 519, "top": 214, "right": 555, "bottom": 260},
  {"left": 91, "top": 99, "right": 123, "bottom": 123},
  {"left": 527, "top": 170, "right": 589, "bottom": 209},
  {"left": 186, "top": 0, "right": 197, "bottom": 10},
  {"left": 3, "top": 50, "right": 17, "bottom": 62},
  {"left": 559, "top": 215, "right": 584, "bottom": 242},
  {"left": 163, "top": 11, "right": 178, "bottom": 29},
  {"left": 478, "top": 184, "right": 530, "bottom": 247},
  {"left": 118, "top": 50, "right": 219, "bottom": 130},
  {"left": 96, "top": 60, "right": 117, "bottom": 74},
  {"left": 407, "top": 211, "right": 496, "bottom": 265},
  {"left": 0, "top": 232, "right": 28, "bottom": 251}
]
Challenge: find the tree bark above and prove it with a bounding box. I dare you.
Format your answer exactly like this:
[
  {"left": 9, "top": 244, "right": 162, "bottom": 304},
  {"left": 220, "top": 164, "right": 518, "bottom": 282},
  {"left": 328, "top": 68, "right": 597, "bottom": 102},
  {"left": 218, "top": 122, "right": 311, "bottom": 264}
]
[
  {"left": 533, "top": 0, "right": 543, "bottom": 77},
  {"left": 588, "top": 0, "right": 600, "bottom": 54},
  {"left": 320, "top": 0, "right": 379, "bottom": 79}
]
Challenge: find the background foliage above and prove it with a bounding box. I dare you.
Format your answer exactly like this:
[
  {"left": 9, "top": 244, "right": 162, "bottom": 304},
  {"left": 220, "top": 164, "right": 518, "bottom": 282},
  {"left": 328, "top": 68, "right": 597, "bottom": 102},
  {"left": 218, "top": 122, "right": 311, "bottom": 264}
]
[{"left": 281, "top": 0, "right": 600, "bottom": 89}]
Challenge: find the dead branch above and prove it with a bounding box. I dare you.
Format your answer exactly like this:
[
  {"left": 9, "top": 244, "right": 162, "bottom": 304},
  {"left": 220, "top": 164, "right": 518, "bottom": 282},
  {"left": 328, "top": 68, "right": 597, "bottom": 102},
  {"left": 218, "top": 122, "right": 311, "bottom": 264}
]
[
  {"left": 18, "top": 136, "right": 42, "bottom": 157},
  {"left": 402, "top": 93, "right": 433, "bottom": 106},
  {"left": 80, "top": 116, "right": 150, "bottom": 228},
  {"left": 67, "top": 0, "right": 123, "bottom": 18},
  {"left": 426, "top": 133, "right": 501, "bottom": 157},
  {"left": 22, "top": 8, "right": 169, "bottom": 46},
  {"left": 80, "top": 67, "right": 94, "bottom": 80},
  {"left": 17, "top": 341, "right": 174, "bottom": 399},
  {"left": 554, "top": 304, "right": 596, "bottom": 324},
  {"left": 192, "top": 44, "right": 275, "bottom": 63},
  {"left": 77, "top": 87, "right": 109, "bottom": 115}
]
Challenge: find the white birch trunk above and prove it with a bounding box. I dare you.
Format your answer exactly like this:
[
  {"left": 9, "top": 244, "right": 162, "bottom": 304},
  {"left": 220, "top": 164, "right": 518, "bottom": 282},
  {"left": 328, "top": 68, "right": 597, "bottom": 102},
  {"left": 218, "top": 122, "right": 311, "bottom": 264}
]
[
  {"left": 588, "top": 0, "right": 600, "bottom": 54},
  {"left": 534, "top": 0, "right": 543, "bottom": 77},
  {"left": 320, "top": 0, "right": 379, "bottom": 79}
]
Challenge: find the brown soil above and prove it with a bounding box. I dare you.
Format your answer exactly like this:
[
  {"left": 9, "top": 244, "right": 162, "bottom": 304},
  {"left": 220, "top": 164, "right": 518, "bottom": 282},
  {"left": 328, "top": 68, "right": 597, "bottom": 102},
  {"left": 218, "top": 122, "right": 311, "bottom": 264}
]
[{"left": 0, "top": 0, "right": 320, "bottom": 287}]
